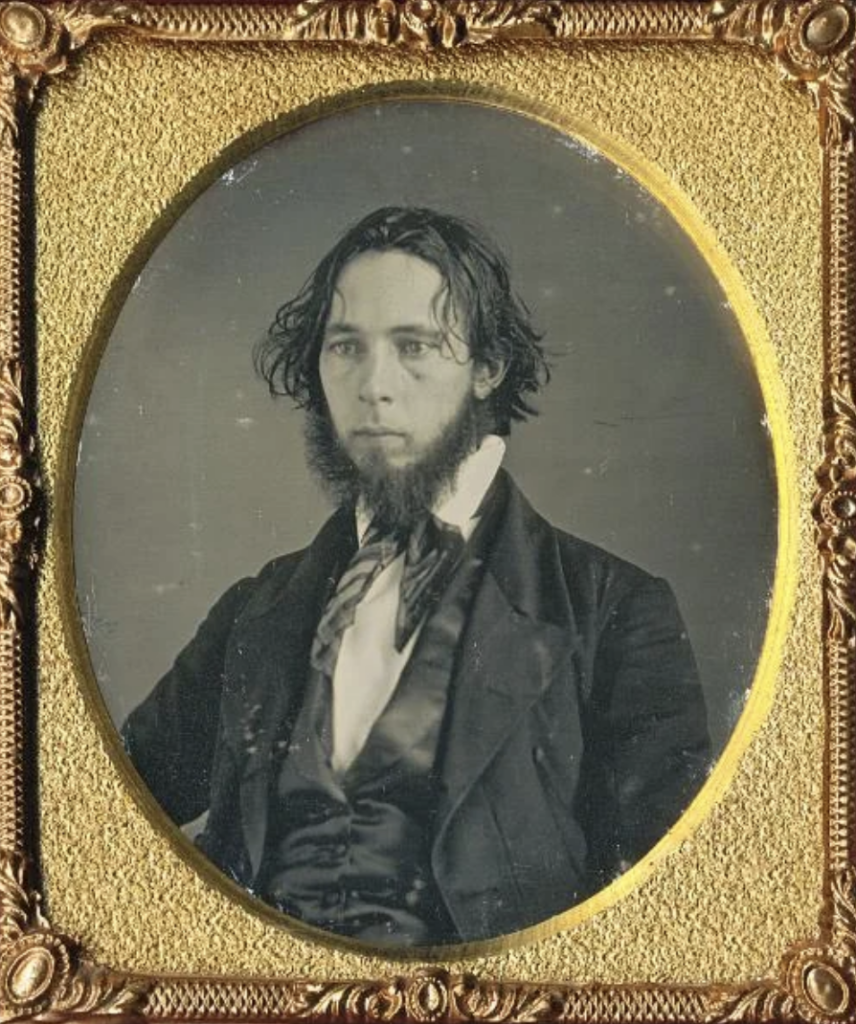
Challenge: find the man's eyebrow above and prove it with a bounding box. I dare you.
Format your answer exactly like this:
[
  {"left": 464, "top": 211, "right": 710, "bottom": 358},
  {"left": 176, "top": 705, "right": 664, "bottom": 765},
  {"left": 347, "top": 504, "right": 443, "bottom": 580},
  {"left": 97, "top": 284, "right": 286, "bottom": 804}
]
[
  {"left": 323, "top": 322, "right": 359, "bottom": 335},
  {"left": 389, "top": 326, "right": 445, "bottom": 338}
]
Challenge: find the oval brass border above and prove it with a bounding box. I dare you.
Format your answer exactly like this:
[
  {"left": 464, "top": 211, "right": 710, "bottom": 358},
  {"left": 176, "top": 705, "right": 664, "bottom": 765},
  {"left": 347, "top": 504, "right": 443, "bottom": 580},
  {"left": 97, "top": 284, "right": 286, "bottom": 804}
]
[{"left": 54, "top": 79, "right": 798, "bottom": 963}]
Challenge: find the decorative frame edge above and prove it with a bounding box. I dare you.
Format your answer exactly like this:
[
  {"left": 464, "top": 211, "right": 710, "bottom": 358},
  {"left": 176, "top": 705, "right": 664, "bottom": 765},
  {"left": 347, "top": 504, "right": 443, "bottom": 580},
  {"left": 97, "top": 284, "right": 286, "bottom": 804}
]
[{"left": 0, "top": 1, "right": 851, "bottom": 1021}]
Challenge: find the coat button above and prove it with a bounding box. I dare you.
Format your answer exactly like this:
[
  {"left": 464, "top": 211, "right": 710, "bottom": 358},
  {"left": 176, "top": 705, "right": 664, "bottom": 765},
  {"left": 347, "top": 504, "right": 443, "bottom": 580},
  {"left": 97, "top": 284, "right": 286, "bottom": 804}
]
[{"left": 320, "top": 890, "right": 341, "bottom": 910}]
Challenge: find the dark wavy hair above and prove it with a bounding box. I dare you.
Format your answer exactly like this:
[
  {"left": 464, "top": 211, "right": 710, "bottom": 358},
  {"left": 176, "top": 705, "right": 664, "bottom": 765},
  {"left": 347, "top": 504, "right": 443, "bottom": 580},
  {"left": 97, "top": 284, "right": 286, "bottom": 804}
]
[{"left": 255, "top": 206, "right": 550, "bottom": 435}]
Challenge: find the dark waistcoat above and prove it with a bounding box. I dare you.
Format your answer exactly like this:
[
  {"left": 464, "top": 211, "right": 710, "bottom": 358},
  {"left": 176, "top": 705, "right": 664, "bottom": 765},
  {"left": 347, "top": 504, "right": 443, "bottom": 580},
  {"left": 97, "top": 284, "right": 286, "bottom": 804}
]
[{"left": 257, "top": 534, "right": 489, "bottom": 947}]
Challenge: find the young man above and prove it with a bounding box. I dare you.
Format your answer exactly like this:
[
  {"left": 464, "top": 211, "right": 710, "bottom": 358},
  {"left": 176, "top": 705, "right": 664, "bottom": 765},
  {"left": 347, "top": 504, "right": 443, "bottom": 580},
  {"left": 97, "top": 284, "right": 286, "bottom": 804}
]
[{"left": 123, "top": 206, "right": 710, "bottom": 947}]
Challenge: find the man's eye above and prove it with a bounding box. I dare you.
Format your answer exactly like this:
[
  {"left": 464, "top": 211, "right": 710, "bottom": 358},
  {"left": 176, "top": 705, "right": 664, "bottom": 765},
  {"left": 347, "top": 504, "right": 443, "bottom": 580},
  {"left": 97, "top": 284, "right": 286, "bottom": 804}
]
[
  {"left": 326, "top": 338, "right": 360, "bottom": 357},
  {"left": 398, "top": 338, "right": 434, "bottom": 357}
]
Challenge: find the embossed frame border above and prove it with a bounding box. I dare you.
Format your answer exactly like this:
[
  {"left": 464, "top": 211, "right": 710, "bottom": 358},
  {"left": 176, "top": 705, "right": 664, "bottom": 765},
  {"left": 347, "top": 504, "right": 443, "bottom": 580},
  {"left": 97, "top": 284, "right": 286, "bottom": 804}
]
[{"left": 0, "top": 1, "right": 852, "bottom": 1021}]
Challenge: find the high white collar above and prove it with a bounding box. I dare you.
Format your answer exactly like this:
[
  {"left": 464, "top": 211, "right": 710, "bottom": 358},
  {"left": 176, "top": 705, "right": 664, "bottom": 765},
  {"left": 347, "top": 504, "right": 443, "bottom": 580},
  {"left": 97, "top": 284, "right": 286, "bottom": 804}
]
[{"left": 356, "top": 434, "right": 506, "bottom": 543}]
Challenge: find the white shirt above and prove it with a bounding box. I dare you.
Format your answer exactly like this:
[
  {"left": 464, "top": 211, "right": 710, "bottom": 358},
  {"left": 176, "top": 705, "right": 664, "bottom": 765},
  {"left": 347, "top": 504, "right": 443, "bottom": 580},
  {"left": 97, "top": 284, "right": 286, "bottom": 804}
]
[{"left": 330, "top": 435, "right": 506, "bottom": 774}]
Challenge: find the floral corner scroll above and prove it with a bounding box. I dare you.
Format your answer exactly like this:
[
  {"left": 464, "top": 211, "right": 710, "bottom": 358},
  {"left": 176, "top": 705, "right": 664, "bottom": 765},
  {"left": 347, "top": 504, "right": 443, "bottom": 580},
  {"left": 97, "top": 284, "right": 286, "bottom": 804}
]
[
  {"left": 709, "top": 0, "right": 856, "bottom": 146},
  {"left": 703, "top": 870, "right": 856, "bottom": 1024},
  {"left": 0, "top": 0, "right": 137, "bottom": 140},
  {"left": 0, "top": 1, "right": 851, "bottom": 1023},
  {"left": 0, "top": 851, "right": 147, "bottom": 1021}
]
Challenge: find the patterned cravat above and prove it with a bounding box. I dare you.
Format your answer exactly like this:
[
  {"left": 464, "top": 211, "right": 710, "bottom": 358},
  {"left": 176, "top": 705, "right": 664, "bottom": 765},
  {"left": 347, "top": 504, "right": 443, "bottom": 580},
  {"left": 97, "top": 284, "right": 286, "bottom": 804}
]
[
  {"left": 310, "top": 523, "right": 405, "bottom": 681},
  {"left": 310, "top": 514, "right": 466, "bottom": 678},
  {"left": 395, "top": 515, "right": 465, "bottom": 651}
]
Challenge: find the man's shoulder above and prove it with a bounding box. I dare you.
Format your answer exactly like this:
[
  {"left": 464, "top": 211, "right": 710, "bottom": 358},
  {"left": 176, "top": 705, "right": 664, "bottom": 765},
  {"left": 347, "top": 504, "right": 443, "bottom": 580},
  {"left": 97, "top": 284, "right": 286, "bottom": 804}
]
[
  {"left": 187, "top": 548, "right": 310, "bottom": 639},
  {"left": 551, "top": 524, "right": 656, "bottom": 588},
  {"left": 252, "top": 546, "right": 312, "bottom": 584},
  {"left": 549, "top": 524, "right": 674, "bottom": 633},
  {"left": 216, "top": 543, "right": 316, "bottom": 618},
  {"left": 500, "top": 472, "right": 662, "bottom": 600},
  {"left": 217, "top": 546, "right": 309, "bottom": 598},
  {"left": 209, "top": 507, "right": 355, "bottom": 626}
]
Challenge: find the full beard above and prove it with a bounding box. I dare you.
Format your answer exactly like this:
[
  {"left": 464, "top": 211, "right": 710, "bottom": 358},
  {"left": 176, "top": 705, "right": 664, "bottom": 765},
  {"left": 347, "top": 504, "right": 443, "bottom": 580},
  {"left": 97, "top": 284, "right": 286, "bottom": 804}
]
[{"left": 304, "top": 398, "right": 482, "bottom": 533}]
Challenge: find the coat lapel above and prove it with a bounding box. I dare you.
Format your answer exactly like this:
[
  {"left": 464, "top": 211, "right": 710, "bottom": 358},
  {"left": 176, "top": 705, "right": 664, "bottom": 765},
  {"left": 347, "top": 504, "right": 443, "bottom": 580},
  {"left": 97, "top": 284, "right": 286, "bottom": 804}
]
[
  {"left": 219, "top": 508, "right": 356, "bottom": 880},
  {"left": 435, "top": 474, "right": 583, "bottom": 837}
]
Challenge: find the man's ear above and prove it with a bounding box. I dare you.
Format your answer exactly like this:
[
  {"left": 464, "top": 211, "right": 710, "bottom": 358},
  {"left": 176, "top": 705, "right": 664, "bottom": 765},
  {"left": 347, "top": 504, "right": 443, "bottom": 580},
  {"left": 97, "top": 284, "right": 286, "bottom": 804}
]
[{"left": 472, "top": 359, "right": 508, "bottom": 401}]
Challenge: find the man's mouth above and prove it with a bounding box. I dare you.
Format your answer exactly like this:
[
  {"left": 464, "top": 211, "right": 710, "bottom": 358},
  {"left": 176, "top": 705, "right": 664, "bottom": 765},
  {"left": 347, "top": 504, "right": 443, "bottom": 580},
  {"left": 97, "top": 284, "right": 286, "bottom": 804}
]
[{"left": 351, "top": 427, "right": 407, "bottom": 439}]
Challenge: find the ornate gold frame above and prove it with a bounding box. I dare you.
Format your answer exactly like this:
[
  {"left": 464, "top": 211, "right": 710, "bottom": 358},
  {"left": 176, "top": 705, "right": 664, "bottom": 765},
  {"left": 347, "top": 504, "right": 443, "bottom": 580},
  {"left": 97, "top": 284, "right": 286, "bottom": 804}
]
[{"left": 0, "top": 0, "right": 850, "bottom": 1020}]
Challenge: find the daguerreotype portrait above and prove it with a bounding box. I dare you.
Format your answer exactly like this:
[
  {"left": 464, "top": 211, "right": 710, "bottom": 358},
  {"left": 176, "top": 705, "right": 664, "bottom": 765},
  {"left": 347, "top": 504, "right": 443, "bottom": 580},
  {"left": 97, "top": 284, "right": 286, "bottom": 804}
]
[
  {"left": 0, "top": 0, "right": 850, "bottom": 1021},
  {"left": 73, "top": 102, "right": 775, "bottom": 949}
]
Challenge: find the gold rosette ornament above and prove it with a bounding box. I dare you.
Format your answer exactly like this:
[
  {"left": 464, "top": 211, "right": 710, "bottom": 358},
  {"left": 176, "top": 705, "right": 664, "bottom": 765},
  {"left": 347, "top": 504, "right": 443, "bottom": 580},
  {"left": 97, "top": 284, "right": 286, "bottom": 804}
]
[
  {"left": 711, "top": 0, "right": 856, "bottom": 145},
  {"left": 0, "top": 2, "right": 134, "bottom": 139},
  {"left": 403, "top": 972, "right": 449, "bottom": 1022},
  {"left": 0, "top": 932, "right": 71, "bottom": 1021},
  {"left": 787, "top": 947, "right": 856, "bottom": 1024}
]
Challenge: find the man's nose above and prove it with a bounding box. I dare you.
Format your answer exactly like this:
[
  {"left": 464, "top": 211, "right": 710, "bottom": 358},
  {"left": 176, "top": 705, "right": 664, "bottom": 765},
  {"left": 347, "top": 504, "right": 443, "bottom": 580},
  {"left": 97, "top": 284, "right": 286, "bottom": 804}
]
[{"left": 358, "top": 344, "right": 399, "bottom": 404}]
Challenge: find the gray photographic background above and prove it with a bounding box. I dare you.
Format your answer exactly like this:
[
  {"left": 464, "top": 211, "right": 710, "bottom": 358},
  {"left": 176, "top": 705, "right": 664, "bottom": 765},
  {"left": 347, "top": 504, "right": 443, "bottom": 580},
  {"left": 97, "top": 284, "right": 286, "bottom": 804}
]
[{"left": 73, "top": 100, "right": 778, "bottom": 758}]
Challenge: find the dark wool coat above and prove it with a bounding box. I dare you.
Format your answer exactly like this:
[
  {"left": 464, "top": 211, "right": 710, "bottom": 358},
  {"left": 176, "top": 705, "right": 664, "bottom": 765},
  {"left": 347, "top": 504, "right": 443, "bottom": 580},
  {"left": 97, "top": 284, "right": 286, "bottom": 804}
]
[{"left": 123, "top": 471, "right": 710, "bottom": 941}]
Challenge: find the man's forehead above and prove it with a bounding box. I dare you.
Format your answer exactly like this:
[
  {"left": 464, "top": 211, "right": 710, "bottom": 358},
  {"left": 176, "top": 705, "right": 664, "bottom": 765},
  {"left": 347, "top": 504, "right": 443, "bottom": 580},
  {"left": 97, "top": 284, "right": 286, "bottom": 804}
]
[{"left": 326, "top": 250, "right": 457, "bottom": 326}]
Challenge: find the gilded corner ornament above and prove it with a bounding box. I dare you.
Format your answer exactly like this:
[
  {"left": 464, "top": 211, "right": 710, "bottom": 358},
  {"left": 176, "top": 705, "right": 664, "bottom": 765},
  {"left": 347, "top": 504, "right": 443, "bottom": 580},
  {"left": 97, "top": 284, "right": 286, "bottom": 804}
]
[
  {"left": 708, "top": 870, "right": 856, "bottom": 1024},
  {"left": 0, "top": 850, "right": 147, "bottom": 1021},
  {"left": 0, "top": 1, "right": 134, "bottom": 141},
  {"left": 709, "top": 0, "right": 856, "bottom": 146}
]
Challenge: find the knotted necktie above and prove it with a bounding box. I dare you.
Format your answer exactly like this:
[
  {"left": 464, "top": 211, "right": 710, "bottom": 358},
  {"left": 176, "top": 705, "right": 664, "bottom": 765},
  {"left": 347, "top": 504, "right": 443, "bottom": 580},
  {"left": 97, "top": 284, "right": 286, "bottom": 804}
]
[
  {"left": 310, "top": 522, "right": 404, "bottom": 681},
  {"left": 395, "top": 515, "right": 465, "bottom": 650},
  {"left": 309, "top": 514, "right": 465, "bottom": 680}
]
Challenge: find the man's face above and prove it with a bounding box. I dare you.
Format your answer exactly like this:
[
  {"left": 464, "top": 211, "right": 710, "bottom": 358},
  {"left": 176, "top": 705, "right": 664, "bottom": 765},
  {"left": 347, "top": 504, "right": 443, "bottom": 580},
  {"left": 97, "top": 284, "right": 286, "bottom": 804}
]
[{"left": 319, "top": 250, "right": 493, "bottom": 476}]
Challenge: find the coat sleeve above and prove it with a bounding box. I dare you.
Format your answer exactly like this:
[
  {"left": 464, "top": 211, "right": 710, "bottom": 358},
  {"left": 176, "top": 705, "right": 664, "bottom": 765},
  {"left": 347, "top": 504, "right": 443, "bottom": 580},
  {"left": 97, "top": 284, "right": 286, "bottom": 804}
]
[
  {"left": 579, "top": 574, "right": 711, "bottom": 885},
  {"left": 121, "top": 577, "right": 256, "bottom": 826}
]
